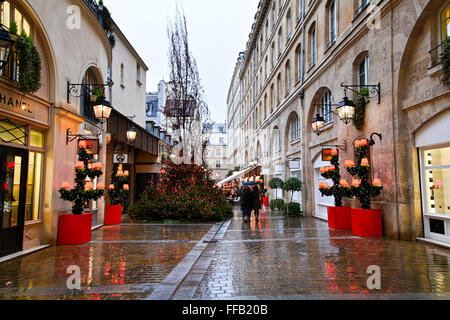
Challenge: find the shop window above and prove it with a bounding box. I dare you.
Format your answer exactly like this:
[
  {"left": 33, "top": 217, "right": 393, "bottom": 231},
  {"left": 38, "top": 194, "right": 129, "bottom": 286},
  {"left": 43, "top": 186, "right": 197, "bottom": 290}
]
[
  {"left": 30, "top": 128, "right": 44, "bottom": 148},
  {"left": 26, "top": 152, "right": 43, "bottom": 221},
  {"left": 0, "top": 119, "right": 27, "bottom": 145},
  {"left": 423, "top": 147, "right": 450, "bottom": 215},
  {"left": 430, "top": 219, "right": 445, "bottom": 235}
]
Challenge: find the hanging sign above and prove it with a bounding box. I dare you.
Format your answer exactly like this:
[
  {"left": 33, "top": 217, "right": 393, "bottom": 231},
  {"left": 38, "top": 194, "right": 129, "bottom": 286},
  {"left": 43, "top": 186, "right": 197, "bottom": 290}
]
[
  {"left": 289, "top": 160, "right": 301, "bottom": 170},
  {"left": 78, "top": 139, "right": 99, "bottom": 155},
  {"left": 114, "top": 153, "right": 129, "bottom": 164}
]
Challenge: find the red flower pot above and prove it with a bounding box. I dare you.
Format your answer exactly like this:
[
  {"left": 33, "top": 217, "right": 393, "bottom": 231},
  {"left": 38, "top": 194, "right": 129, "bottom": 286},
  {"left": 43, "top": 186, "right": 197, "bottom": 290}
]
[
  {"left": 262, "top": 196, "right": 269, "bottom": 207},
  {"left": 327, "top": 206, "right": 352, "bottom": 230},
  {"left": 105, "top": 204, "right": 122, "bottom": 225},
  {"left": 351, "top": 208, "right": 383, "bottom": 238},
  {"left": 58, "top": 213, "right": 92, "bottom": 246}
]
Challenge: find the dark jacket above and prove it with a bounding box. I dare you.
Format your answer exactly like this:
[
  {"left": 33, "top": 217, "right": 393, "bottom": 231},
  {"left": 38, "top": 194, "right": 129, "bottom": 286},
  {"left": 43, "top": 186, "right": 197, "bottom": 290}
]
[
  {"left": 241, "top": 188, "right": 254, "bottom": 211},
  {"left": 252, "top": 189, "right": 261, "bottom": 210}
]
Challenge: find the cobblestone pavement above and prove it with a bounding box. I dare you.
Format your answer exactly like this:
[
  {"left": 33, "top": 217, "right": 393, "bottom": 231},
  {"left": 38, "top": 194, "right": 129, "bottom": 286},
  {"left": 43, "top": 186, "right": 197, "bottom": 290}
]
[{"left": 0, "top": 210, "right": 450, "bottom": 300}]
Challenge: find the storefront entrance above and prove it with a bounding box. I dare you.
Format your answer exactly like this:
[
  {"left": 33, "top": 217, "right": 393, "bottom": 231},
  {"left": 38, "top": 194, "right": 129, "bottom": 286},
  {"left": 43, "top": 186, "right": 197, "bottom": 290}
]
[{"left": 0, "top": 146, "right": 28, "bottom": 257}]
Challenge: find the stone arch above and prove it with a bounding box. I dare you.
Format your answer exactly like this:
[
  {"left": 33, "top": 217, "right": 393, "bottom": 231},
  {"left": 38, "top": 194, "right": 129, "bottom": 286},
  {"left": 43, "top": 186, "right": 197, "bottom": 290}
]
[{"left": 307, "top": 86, "right": 333, "bottom": 138}]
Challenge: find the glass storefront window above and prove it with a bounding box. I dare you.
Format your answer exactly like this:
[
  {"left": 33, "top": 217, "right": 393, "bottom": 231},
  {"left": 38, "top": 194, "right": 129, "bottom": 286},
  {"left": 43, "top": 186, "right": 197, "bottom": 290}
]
[
  {"left": 30, "top": 129, "right": 44, "bottom": 148},
  {"left": 423, "top": 146, "right": 450, "bottom": 216},
  {"left": 26, "top": 152, "right": 43, "bottom": 221},
  {"left": 424, "top": 147, "right": 450, "bottom": 167},
  {"left": 0, "top": 120, "right": 27, "bottom": 145},
  {"left": 1, "top": 1, "right": 10, "bottom": 29}
]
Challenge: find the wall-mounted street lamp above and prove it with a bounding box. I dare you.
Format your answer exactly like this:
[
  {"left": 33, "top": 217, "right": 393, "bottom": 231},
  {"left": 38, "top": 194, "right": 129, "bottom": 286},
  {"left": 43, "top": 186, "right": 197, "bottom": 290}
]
[
  {"left": 67, "top": 79, "right": 114, "bottom": 104},
  {"left": 92, "top": 96, "right": 112, "bottom": 124},
  {"left": 126, "top": 125, "right": 137, "bottom": 144},
  {"left": 311, "top": 99, "right": 355, "bottom": 136},
  {"left": 0, "top": 23, "right": 15, "bottom": 70}
]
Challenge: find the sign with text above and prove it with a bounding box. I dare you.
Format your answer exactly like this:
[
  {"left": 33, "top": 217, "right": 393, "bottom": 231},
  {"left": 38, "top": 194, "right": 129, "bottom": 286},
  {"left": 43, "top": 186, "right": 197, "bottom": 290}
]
[{"left": 289, "top": 160, "right": 301, "bottom": 170}]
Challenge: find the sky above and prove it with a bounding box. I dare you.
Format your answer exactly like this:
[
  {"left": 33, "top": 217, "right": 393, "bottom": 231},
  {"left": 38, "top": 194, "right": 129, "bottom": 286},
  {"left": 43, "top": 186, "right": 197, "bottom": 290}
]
[{"left": 106, "top": 0, "right": 261, "bottom": 123}]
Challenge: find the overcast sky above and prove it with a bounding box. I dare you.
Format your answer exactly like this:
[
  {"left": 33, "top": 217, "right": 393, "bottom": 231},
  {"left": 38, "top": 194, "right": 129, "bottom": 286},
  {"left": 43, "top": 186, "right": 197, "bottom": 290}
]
[{"left": 106, "top": 0, "right": 260, "bottom": 123}]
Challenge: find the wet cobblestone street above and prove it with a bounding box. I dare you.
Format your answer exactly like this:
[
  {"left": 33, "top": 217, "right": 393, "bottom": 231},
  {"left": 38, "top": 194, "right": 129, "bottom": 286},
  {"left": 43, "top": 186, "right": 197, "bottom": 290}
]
[{"left": 0, "top": 210, "right": 449, "bottom": 300}]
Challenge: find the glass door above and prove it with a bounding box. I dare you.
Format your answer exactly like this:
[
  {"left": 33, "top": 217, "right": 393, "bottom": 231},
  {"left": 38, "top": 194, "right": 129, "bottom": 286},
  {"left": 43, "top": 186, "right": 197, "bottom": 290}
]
[
  {"left": 0, "top": 146, "right": 28, "bottom": 257},
  {"left": 421, "top": 145, "right": 450, "bottom": 243}
]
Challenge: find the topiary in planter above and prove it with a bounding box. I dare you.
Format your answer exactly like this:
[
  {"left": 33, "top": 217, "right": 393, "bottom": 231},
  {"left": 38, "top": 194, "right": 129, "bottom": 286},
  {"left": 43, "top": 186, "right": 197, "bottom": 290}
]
[
  {"left": 269, "top": 177, "right": 284, "bottom": 199},
  {"left": 282, "top": 177, "right": 303, "bottom": 202},
  {"left": 270, "top": 199, "right": 286, "bottom": 211},
  {"left": 345, "top": 139, "right": 383, "bottom": 210},
  {"left": 59, "top": 147, "right": 105, "bottom": 215},
  {"left": 283, "top": 202, "right": 303, "bottom": 218},
  {"left": 441, "top": 37, "right": 450, "bottom": 86},
  {"left": 108, "top": 163, "right": 130, "bottom": 207},
  {"left": 318, "top": 150, "right": 352, "bottom": 207}
]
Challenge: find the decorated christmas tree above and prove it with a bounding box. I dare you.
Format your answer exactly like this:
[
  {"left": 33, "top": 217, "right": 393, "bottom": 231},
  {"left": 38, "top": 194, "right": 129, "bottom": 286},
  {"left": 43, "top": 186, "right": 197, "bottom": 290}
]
[
  {"left": 59, "top": 145, "right": 105, "bottom": 215},
  {"left": 108, "top": 163, "right": 130, "bottom": 207},
  {"left": 345, "top": 139, "right": 383, "bottom": 210},
  {"left": 319, "top": 149, "right": 352, "bottom": 207}
]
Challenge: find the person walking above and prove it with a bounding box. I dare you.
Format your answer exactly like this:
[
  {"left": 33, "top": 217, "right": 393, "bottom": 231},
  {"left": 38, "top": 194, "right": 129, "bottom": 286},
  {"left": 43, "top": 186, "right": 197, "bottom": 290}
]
[
  {"left": 241, "top": 186, "right": 254, "bottom": 224},
  {"left": 252, "top": 185, "right": 262, "bottom": 222}
]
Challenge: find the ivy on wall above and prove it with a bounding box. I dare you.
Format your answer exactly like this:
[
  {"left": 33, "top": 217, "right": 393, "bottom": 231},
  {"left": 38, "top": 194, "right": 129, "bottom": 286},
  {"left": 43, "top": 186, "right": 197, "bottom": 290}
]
[
  {"left": 352, "top": 88, "right": 369, "bottom": 131},
  {"left": 15, "top": 33, "right": 42, "bottom": 94},
  {"left": 441, "top": 37, "right": 450, "bottom": 86}
]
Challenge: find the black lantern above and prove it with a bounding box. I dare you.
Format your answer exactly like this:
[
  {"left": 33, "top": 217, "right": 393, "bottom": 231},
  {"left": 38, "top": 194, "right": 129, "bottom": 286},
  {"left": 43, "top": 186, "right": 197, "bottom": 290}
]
[
  {"left": 127, "top": 125, "right": 137, "bottom": 143},
  {"left": 0, "top": 25, "right": 15, "bottom": 69},
  {"left": 311, "top": 113, "right": 326, "bottom": 136},
  {"left": 92, "top": 96, "right": 112, "bottom": 123},
  {"left": 337, "top": 96, "right": 355, "bottom": 125}
]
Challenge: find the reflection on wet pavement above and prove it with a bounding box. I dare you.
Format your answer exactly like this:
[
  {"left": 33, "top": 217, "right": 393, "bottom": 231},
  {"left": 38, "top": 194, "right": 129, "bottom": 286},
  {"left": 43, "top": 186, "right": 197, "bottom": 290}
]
[
  {"left": 1, "top": 209, "right": 450, "bottom": 300},
  {"left": 0, "top": 223, "right": 212, "bottom": 300},
  {"left": 193, "top": 210, "right": 450, "bottom": 299}
]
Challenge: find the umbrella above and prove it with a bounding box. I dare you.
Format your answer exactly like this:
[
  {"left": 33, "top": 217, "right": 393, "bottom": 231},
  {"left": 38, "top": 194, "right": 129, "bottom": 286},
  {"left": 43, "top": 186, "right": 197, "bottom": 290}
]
[{"left": 243, "top": 181, "right": 258, "bottom": 186}]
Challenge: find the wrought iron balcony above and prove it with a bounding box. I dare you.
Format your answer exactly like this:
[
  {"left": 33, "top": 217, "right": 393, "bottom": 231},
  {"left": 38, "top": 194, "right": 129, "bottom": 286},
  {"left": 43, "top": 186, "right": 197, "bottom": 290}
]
[{"left": 429, "top": 41, "right": 446, "bottom": 68}]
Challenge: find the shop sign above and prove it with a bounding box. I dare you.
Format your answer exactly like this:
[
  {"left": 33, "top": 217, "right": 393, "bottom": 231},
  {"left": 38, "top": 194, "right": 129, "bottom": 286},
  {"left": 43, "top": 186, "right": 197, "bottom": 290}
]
[
  {"left": 114, "top": 153, "right": 129, "bottom": 164},
  {"left": 274, "top": 165, "right": 284, "bottom": 173},
  {"left": 78, "top": 139, "right": 99, "bottom": 155},
  {"left": 0, "top": 90, "right": 33, "bottom": 116}
]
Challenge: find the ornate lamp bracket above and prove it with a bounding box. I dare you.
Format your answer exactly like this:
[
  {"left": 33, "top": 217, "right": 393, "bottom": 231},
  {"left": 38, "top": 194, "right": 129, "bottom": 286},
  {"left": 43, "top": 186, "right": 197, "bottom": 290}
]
[
  {"left": 341, "top": 82, "right": 381, "bottom": 104},
  {"left": 67, "top": 78, "right": 114, "bottom": 103}
]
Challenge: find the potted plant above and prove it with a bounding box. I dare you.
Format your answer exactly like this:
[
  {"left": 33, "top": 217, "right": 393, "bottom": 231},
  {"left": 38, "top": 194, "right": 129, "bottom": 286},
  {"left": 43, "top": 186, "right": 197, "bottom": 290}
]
[
  {"left": 90, "top": 87, "right": 102, "bottom": 102},
  {"left": 345, "top": 139, "right": 384, "bottom": 237},
  {"left": 58, "top": 143, "right": 105, "bottom": 245},
  {"left": 269, "top": 199, "right": 286, "bottom": 212},
  {"left": 282, "top": 202, "right": 303, "bottom": 218},
  {"left": 269, "top": 177, "right": 284, "bottom": 200},
  {"left": 319, "top": 149, "right": 353, "bottom": 229},
  {"left": 106, "top": 164, "right": 130, "bottom": 225}
]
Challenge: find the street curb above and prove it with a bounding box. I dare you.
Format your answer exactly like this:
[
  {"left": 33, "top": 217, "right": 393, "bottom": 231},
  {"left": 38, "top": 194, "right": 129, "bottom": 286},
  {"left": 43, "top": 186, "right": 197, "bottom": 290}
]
[{"left": 146, "top": 219, "right": 231, "bottom": 300}]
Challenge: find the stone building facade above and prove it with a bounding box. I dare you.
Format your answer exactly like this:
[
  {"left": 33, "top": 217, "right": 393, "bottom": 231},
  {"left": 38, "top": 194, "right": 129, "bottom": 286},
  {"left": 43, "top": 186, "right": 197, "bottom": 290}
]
[{"left": 227, "top": 0, "right": 450, "bottom": 245}]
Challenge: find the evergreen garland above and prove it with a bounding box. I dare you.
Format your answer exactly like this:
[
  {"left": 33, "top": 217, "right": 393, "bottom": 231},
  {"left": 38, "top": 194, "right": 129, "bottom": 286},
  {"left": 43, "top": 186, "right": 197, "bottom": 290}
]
[
  {"left": 352, "top": 96, "right": 366, "bottom": 131},
  {"left": 108, "top": 163, "right": 130, "bottom": 206},
  {"left": 345, "top": 141, "right": 383, "bottom": 210},
  {"left": 59, "top": 147, "right": 105, "bottom": 215},
  {"left": 319, "top": 153, "right": 352, "bottom": 207},
  {"left": 14, "top": 33, "right": 42, "bottom": 94}
]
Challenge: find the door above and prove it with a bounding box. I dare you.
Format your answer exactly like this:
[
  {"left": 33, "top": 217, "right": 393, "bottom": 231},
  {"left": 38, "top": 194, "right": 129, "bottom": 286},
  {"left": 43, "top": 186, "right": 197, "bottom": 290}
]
[
  {"left": 0, "top": 146, "right": 28, "bottom": 257},
  {"left": 313, "top": 157, "right": 333, "bottom": 221}
]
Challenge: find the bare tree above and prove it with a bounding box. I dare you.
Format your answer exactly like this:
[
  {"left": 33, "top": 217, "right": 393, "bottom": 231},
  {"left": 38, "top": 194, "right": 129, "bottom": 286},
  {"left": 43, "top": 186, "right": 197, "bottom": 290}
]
[{"left": 166, "top": 7, "right": 213, "bottom": 165}]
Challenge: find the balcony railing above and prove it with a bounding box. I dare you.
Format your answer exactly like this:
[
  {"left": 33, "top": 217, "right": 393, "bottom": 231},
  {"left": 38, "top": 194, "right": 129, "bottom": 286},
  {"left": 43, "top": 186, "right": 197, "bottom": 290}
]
[{"left": 429, "top": 40, "right": 446, "bottom": 68}]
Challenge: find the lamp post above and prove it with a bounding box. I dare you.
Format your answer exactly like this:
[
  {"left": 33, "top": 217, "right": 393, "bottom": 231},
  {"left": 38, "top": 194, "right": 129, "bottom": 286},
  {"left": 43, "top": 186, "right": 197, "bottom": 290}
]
[{"left": 0, "top": 23, "right": 15, "bottom": 70}]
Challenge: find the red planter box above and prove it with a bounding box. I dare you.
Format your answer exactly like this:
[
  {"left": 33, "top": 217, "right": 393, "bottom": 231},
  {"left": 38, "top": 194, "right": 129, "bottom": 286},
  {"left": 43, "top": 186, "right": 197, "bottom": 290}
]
[
  {"left": 105, "top": 205, "right": 122, "bottom": 225},
  {"left": 262, "top": 197, "right": 269, "bottom": 207},
  {"left": 327, "top": 206, "right": 352, "bottom": 230},
  {"left": 351, "top": 208, "right": 383, "bottom": 238},
  {"left": 58, "top": 213, "right": 92, "bottom": 246}
]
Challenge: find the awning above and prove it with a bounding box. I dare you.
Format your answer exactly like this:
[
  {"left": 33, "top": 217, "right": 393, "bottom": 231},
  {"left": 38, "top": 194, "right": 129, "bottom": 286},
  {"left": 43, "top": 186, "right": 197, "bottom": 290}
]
[{"left": 217, "top": 166, "right": 257, "bottom": 187}]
